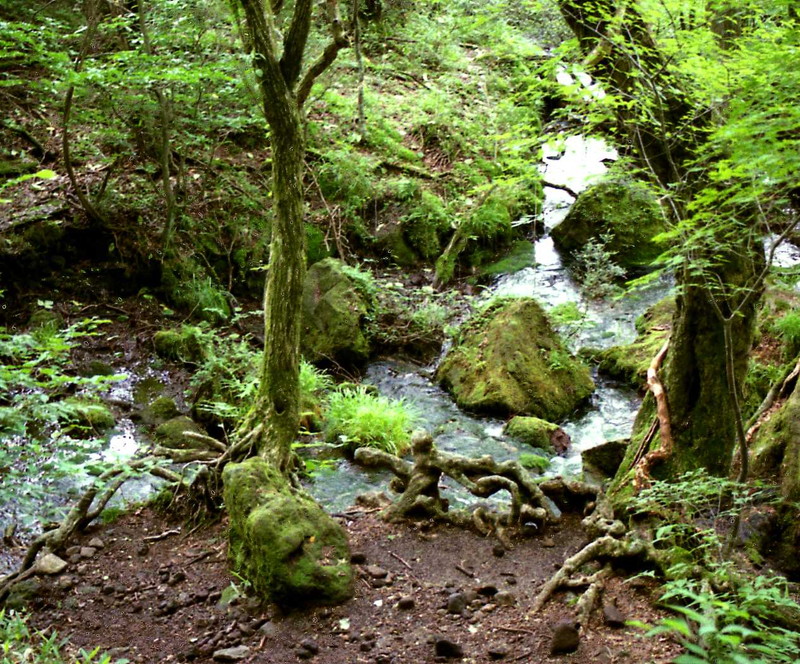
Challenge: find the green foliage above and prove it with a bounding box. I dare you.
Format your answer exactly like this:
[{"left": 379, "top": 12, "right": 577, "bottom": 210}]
[
  {"left": 0, "top": 609, "right": 127, "bottom": 663},
  {"left": 628, "top": 471, "right": 800, "bottom": 664},
  {"left": 400, "top": 189, "right": 451, "bottom": 260},
  {"left": 773, "top": 311, "right": 800, "bottom": 358},
  {"left": 324, "top": 386, "right": 416, "bottom": 455},
  {"left": 573, "top": 235, "right": 626, "bottom": 299}
]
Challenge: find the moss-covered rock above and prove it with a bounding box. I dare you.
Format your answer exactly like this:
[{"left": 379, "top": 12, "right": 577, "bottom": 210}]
[
  {"left": 551, "top": 178, "right": 666, "bottom": 271},
  {"left": 436, "top": 297, "right": 594, "bottom": 420},
  {"left": 27, "top": 308, "right": 65, "bottom": 331},
  {"left": 590, "top": 297, "right": 675, "bottom": 389},
  {"left": 504, "top": 416, "right": 570, "bottom": 454},
  {"left": 62, "top": 399, "right": 116, "bottom": 432},
  {"left": 138, "top": 395, "right": 181, "bottom": 427},
  {"left": 301, "top": 258, "right": 373, "bottom": 366},
  {"left": 223, "top": 457, "right": 353, "bottom": 607},
  {"left": 153, "top": 326, "right": 207, "bottom": 364},
  {"left": 581, "top": 439, "right": 628, "bottom": 478},
  {"left": 154, "top": 415, "right": 207, "bottom": 450},
  {"left": 751, "top": 381, "right": 800, "bottom": 502}
]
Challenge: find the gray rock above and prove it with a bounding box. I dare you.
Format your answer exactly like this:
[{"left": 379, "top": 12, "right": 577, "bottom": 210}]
[
  {"left": 446, "top": 592, "right": 467, "bottom": 615},
  {"left": 79, "top": 546, "right": 97, "bottom": 559},
  {"left": 603, "top": 601, "right": 626, "bottom": 628},
  {"left": 259, "top": 621, "right": 279, "bottom": 637},
  {"left": 435, "top": 637, "right": 464, "bottom": 659},
  {"left": 212, "top": 645, "right": 250, "bottom": 661},
  {"left": 494, "top": 591, "right": 516, "bottom": 607},
  {"left": 550, "top": 619, "right": 580, "bottom": 655},
  {"left": 364, "top": 565, "right": 388, "bottom": 579},
  {"left": 87, "top": 537, "right": 105, "bottom": 549},
  {"left": 397, "top": 596, "right": 415, "bottom": 610},
  {"left": 34, "top": 552, "right": 68, "bottom": 575}
]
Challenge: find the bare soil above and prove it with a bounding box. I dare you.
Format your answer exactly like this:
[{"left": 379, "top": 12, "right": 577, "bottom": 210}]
[{"left": 22, "top": 507, "right": 682, "bottom": 664}]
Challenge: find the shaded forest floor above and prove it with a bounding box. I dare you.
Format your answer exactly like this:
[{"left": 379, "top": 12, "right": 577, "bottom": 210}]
[{"left": 21, "top": 507, "right": 681, "bottom": 663}]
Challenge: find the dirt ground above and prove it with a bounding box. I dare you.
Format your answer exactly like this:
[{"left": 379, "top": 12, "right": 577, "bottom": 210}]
[{"left": 20, "top": 507, "right": 682, "bottom": 664}]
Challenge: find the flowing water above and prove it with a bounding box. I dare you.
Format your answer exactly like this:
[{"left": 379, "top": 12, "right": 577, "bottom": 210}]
[{"left": 307, "top": 135, "right": 673, "bottom": 511}]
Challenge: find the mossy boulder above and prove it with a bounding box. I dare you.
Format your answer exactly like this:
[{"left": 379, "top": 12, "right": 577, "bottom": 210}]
[
  {"left": 223, "top": 457, "right": 353, "bottom": 607},
  {"left": 153, "top": 326, "right": 207, "bottom": 364},
  {"left": 138, "top": 395, "right": 180, "bottom": 427},
  {"left": 581, "top": 439, "right": 628, "bottom": 478},
  {"left": 504, "top": 416, "right": 570, "bottom": 455},
  {"left": 301, "top": 258, "right": 373, "bottom": 366},
  {"left": 551, "top": 178, "right": 666, "bottom": 271},
  {"left": 436, "top": 297, "right": 594, "bottom": 420},
  {"left": 61, "top": 399, "right": 115, "bottom": 432},
  {"left": 28, "top": 308, "right": 65, "bottom": 331},
  {"left": 590, "top": 297, "right": 675, "bottom": 389},
  {"left": 154, "top": 415, "right": 207, "bottom": 450}
]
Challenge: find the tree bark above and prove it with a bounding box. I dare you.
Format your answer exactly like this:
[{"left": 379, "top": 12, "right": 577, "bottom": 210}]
[{"left": 555, "top": 0, "right": 764, "bottom": 487}]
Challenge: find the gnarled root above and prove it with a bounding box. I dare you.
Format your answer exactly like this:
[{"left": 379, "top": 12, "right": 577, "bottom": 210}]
[
  {"left": 530, "top": 508, "right": 661, "bottom": 624},
  {"left": 353, "top": 431, "right": 598, "bottom": 542},
  {"left": 0, "top": 455, "right": 185, "bottom": 605}
]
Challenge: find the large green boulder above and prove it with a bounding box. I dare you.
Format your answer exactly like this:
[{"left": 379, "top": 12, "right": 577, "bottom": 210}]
[
  {"left": 551, "top": 178, "right": 666, "bottom": 271},
  {"left": 301, "top": 258, "right": 372, "bottom": 366},
  {"left": 436, "top": 298, "right": 594, "bottom": 420},
  {"left": 223, "top": 457, "right": 353, "bottom": 607}
]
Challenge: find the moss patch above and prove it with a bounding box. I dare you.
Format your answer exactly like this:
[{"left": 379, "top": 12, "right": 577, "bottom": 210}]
[
  {"left": 61, "top": 399, "right": 116, "bottom": 432},
  {"left": 551, "top": 178, "right": 666, "bottom": 271},
  {"left": 153, "top": 326, "right": 207, "bottom": 364},
  {"left": 154, "top": 415, "right": 207, "bottom": 450},
  {"left": 505, "top": 416, "right": 563, "bottom": 454},
  {"left": 223, "top": 457, "right": 353, "bottom": 607},
  {"left": 436, "top": 297, "right": 594, "bottom": 420},
  {"left": 590, "top": 296, "right": 675, "bottom": 389}
]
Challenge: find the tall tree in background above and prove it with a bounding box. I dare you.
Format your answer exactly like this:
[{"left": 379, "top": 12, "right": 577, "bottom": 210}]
[
  {"left": 555, "top": 0, "right": 798, "bottom": 490},
  {"left": 232, "top": 0, "right": 348, "bottom": 471}
]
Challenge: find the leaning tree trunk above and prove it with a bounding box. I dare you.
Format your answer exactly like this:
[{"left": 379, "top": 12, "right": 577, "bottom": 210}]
[{"left": 555, "top": 0, "right": 764, "bottom": 491}]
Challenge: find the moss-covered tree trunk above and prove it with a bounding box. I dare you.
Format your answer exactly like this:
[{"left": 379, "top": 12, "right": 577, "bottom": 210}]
[
  {"left": 556, "top": 0, "right": 763, "bottom": 490},
  {"left": 225, "top": 0, "right": 353, "bottom": 607}
]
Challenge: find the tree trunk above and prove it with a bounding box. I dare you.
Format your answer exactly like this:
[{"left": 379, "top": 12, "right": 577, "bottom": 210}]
[
  {"left": 247, "top": 118, "right": 307, "bottom": 470},
  {"left": 555, "top": 0, "right": 764, "bottom": 488}
]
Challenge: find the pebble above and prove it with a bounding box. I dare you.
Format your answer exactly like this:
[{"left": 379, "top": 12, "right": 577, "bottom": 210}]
[
  {"left": 212, "top": 645, "right": 250, "bottom": 661},
  {"left": 79, "top": 546, "right": 97, "bottom": 559},
  {"left": 396, "top": 596, "right": 415, "bottom": 610},
  {"left": 550, "top": 619, "right": 580, "bottom": 655},
  {"left": 87, "top": 537, "right": 105, "bottom": 549},
  {"left": 364, "top": 565, "right": 388, "bottom": 579},
  {"left": 435, "top": 637, "right": 464, "bottom": 659},
  {"left": 493, "top": 591, "right": 516, "bottom": 607},
  {"left": 487, "top": 641, "right": 509, "bottom": 659},
  {"left": 446, "top": 592, "right": 467, "bottom": 615},
  {"left": 542, "top": 537, "right": 556, "bottom": 548},
  {"left": 34, "top": 552, "right": 68, "bottom": 575},
  {"left": 603, "top": 601, "right": 626, "bottom": 628},
  {"left": 476, "top": 584, "right": 498, "bottom": 597}
]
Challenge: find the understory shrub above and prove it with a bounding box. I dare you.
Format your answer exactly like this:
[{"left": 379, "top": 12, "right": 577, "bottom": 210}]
[
  {"left": 324, "top": 386, "right": 416, "bottom": 455},
  {"left": 629, "top": 471, "right": 800, "bottom": 664}
]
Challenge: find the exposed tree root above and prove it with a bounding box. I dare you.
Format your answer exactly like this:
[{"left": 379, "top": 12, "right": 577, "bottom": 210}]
[
  {"left": 353, "top": 431, "right": 598, "bottom": 544},
  {"left": 0, "top": 454, "right": 185, "bottom": 605},
  {"left": 529, "top": 508, "right": 661, "bottom": 624},
  {"left": 634, "top": 339, "right": 673, "bottom": 491}
]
